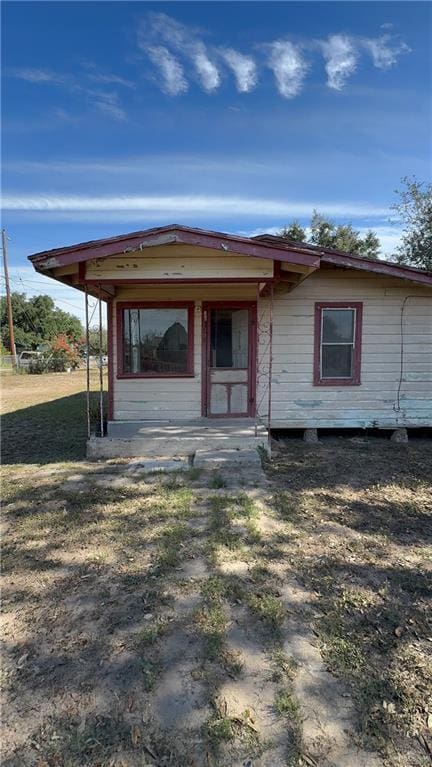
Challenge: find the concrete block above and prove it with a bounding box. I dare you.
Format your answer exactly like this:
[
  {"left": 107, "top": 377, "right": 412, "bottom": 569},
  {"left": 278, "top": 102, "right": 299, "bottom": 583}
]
[
  {"left": 193, "top": 448, "right": 262, "bottom": 469},
  {"left": 390, "top": 428, "right": 408, "bottom": 444},
  {"left": 303, "top": 428, "right": 319, "bottom": 444},
  {"left": 125, "top": 458, "right": 190, "bottom": 474}
]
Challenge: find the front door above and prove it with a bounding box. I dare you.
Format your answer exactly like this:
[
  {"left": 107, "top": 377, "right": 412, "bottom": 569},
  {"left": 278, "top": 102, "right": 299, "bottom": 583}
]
[{"left": 203, "top": 302, "right": 256, "bottom": 417}]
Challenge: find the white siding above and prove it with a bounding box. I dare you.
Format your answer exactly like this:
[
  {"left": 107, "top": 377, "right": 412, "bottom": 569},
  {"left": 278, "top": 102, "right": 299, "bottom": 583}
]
[
  {"left": 87, "top": 245, "right": 272, "bottom": 281},
  {"left": 112, "top": 285, "right": 257, "bottom": 421},
  {"left": 256, "top": 270, "right": 432, "bottom": 428},
  {"left": 112, "top": 300, "right": 202, "bottom": 421},
  {"left": 110, "top": 271, "right": 432, "bottom": 427}
]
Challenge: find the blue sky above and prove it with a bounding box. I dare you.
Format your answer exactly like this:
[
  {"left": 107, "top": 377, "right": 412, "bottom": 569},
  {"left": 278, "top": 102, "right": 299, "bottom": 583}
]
[{"left": 1, "top": 1, "right": 431, "bottom": 323}]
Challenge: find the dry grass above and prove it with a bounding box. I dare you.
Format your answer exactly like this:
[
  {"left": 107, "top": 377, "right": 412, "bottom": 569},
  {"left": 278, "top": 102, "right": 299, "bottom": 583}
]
[
  {"left": 1, "top": 368, "right": 105, "bottom": 463},
  {"left": 268, "top": 438, "right": 432, "bottom": 763},
  {"left": 1, "top": 374, "right": 432, "bottom": 766}
]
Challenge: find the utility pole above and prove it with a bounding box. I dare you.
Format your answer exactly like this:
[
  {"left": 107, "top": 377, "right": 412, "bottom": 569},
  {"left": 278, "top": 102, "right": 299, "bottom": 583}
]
[{"left": 1, "top": 228, "right": 17, "bottom": 368}]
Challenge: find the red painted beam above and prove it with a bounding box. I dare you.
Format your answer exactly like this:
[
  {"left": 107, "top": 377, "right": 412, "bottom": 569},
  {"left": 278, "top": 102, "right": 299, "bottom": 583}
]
[{"left": 29, "top": 225, "right": 320, "bottom": 269}]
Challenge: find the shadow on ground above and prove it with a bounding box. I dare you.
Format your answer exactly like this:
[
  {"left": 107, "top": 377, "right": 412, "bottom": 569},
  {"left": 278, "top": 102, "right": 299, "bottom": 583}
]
[{"left": 1, "top": 392, "right": 95, "bottom": 464}]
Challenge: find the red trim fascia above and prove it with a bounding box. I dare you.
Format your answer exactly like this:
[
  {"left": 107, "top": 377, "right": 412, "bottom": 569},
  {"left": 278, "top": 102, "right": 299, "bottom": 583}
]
[
  {"left": 201, "top": 301, "right": 257, "bottom": 417},
  {"left": 28, "top": 224, "right": 321, "bottom": 269},
  {"left": 313, "top": 302, "right": 363, "bottom": 387},
  {"left": 78, "top": 261, "right": 86, "bottom": 283},
  {"left": 321, "top": 253, "right": 432, "bottom": 286},
  {"left": 107, "top": 299, "right": 114, "bottom": 420},
  {"left": 116, "top": 301, "right": 195, "bottom": 379}
]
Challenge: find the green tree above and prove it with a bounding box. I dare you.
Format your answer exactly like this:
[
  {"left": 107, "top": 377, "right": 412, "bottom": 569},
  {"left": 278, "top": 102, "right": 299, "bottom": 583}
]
[
  {"left": 0, "top": 292, "right": 83, "bottom": 351},
  {"left": 280, "top": 210, "right": 381, "bottom": 259},
  {"left": 392, "top": 177, "right": 432, "bottom": 271},
  {"left": 279, "top": 221, "right": 306, "bottom": 242}
]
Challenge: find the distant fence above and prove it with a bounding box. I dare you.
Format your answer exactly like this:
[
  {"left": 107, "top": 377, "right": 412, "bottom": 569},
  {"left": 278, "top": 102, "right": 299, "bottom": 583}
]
[{"left": 0, "top": 355, "right": 107, "bottom": 371}]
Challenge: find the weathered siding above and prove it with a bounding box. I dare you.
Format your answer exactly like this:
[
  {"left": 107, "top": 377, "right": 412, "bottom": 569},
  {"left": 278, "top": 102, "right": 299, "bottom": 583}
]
[
  {"left": 111, "top": 285, "right": 257, "bottom": 421},
  {"left": 110, "top": 271, "right": 432, "bottom": 427},
  {"left": 257, "top": 270, "right": 432, "bottom": 428},
  {"left": 87, "top": 245, "right": 272, "bottom": 281}
]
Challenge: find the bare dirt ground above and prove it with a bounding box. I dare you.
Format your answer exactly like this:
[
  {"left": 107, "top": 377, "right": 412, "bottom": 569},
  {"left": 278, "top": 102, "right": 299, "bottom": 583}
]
[{"left": 1, "top": 372, "right": 431, "bottom": 766}]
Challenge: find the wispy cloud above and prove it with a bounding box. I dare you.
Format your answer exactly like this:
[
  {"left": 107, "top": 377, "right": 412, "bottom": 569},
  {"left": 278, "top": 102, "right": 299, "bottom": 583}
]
[
  {"left": 144, "top": 46, "right": 188, "bottom": 95},
  {"left": 139, "top": 12, "right": 220, "bottom": 93},
  {"left": 8, "top": 67, "right": 68, "bottom": 84},
  {"left": 219, "top": 48, "right": 257, "bottom": 93},
  {"left": 266, "top": 41, "right": 308, "bottom": 98},
  {"left": 2, "top": 193, "right": 390, "bottom": 220},
  {"left": 7, "top": 17, "right": 412, "bottom": 105},
  {"left": 321, "top": 35, "right": 358, "bottom": 90},
  {"left": 363, "top": 34, "right": 411, "bottom": 69},
  {"left": 84, "top": 90, "right": 126, "bottom": 121},
  {"left": 7, "top": 64, "right": 128, "bottom": 121},
  {"left": 82, "top": 63, "right": 135, "bottom": 89}
]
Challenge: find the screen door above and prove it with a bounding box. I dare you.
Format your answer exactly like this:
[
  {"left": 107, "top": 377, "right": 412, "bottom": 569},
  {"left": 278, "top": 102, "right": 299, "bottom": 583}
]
[{"left": 204, "top": 305, "right": 255, "bottom": 417}]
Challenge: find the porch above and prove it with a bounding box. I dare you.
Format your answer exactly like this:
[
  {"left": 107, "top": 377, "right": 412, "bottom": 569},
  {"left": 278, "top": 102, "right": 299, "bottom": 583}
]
[{"left": 87, "top": 418, "right": 269, "bottom": 459}]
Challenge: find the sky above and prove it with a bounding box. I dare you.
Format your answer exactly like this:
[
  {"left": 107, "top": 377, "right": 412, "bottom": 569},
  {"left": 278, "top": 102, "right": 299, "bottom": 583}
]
[{"left": 1, "top": 0, "right": 431, "bottom": 324}]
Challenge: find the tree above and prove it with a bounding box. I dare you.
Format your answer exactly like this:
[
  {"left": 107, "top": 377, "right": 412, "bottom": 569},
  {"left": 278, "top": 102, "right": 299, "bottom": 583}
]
[
  {"left": 392, "top": 177, "right": 432, "bottom": 271},
  {"left": 279, "top": 210, "right": 381, "bottom": 259},
  {"left": 0, "top": 292, "right": 83, "bottom": 350},
  {"left": 279, "top": 221, "right": 306, "bottom": 242}
]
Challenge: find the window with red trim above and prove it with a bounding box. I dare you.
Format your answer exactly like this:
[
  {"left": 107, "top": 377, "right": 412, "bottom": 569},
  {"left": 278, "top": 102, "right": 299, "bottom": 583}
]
[
  {"left": 314, "top": 302, "right": 362, "bottom": 386},
  {"left": 117, "top": 302, "right": 194, "bottom": 378}
]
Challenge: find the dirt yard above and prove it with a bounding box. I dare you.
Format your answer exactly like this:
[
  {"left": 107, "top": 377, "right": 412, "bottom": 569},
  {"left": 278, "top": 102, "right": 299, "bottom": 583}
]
[{"left": 1, "top": 372, "right": 431, "bottom": 766}]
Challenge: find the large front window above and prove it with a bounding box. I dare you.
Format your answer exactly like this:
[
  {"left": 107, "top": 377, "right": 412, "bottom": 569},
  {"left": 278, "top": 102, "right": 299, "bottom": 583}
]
[
  {"left": 314, "top": 302, "right": 362, "bottom": 385},
  {"left": 118, "top": 303, "right": 193, "bottom": 377}
]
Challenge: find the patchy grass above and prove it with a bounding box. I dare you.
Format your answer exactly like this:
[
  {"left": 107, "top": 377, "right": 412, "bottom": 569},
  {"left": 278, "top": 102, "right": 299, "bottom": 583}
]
[
  {"left": 209, "top": 472, "right": 227, "bottom": 489},
  {"left": 270, "top": 648, "right": 297, "bottom": 683},
  {"left": 1, "top": 369, "right": 106, "bottom": 463},
  {"left": 274, "top": 688, "right": 301, "bottom": 718},
  {"left": 205, "top": 701, "right": 261, "bottom": 754},
  {"left": 269, "top": 438, "right": 432, "bottom": 764},
  {"left": 2, "top": 374, "right": 432, "bottom": 767},
  {"left": 248, "top": 593, "right": 285, "bottom": 633}
]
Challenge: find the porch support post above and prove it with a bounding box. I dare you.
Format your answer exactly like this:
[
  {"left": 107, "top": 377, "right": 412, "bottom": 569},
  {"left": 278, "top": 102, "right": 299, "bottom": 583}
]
[
  {"left": 85, "top": 287, "right": 91, "bottom": 440},
  {"left": 255, "top": 282, "right": 259, "bottom": 437},
  {"left": 98, "top": 287, "right": 104, "bottom": 437},
  {"left": 267, "top": 282, "right": 274, "bottom": 455}
]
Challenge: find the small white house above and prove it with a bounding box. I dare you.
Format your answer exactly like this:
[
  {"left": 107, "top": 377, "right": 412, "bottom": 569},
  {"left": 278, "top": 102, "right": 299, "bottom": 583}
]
[{"left": 29, "top": 224, "right": 432, "bottom": 457}]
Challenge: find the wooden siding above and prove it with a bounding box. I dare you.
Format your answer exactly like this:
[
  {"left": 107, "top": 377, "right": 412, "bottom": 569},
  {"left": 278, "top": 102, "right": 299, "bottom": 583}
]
[
  {"left": 110, "top": 271, "right": 432, "bottom": 427},
  {"left": 86, "top": 245, "right": 273, "bottom": 281},
  {"left": 111, "top": 285, "right": 257, "bottom": 421},
  {"left": 256, "top": 270, "right": 432, "bottom": 428}
]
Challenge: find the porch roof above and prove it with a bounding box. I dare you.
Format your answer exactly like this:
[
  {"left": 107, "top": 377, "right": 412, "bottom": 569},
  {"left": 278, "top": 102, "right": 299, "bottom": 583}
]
[{"left": 28, "top": 223, "right": 432, "bottom": 292}]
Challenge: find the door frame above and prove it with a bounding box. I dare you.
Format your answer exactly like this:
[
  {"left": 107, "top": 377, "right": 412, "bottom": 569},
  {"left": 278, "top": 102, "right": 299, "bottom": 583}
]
[{"left": 201, "top": 300, "right": 257, "bottom": 418}]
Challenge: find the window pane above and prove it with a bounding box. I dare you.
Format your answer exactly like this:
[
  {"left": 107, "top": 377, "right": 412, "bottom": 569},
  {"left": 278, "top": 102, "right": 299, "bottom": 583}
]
[
  {"left": 123, "top": 308, "right": 189, "bottom": 374},
  {"left": 322, "top": 309, "right": 354, "bottom": 343},
  {"left": 210, "top": 309, "right": 248, "bottom": 368},
  {"left": 322, "top": 344, "right": 353, "bottom": 378}
]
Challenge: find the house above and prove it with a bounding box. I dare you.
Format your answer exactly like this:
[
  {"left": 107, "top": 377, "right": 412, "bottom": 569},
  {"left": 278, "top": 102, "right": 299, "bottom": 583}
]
[{"left": 29, "top": 224, "right": 432, "bottom": 458}]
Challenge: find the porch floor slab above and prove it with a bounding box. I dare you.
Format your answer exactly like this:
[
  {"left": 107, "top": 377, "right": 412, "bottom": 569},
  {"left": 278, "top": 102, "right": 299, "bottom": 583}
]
[
  {"left": 107, "top": 418, "right": 267, "bottom": 439},
  {"left": 88, "top": 419, "right": 268, "bottom": 459}
]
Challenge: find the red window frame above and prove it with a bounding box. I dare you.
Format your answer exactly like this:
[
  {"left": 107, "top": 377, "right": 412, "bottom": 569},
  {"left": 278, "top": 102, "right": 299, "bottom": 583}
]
[
  {"left": 116, "top": 301, "right": 195, "bottom": 379},
  {"left": 313, "top": 302, "right": 363, "bottom": 386}
]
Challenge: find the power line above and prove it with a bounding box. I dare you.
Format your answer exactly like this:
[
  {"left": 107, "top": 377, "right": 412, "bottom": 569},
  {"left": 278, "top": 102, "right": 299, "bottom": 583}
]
[{"left": 0, "top": 274, "right": 95, "bottom": 312}]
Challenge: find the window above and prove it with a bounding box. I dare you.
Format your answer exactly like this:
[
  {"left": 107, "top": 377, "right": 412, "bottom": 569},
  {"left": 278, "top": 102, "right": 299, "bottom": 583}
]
[
  {"left": 314, "top": 302, "right": 362, "bottom": 385},
  {"left": 117, "top": 303, "right": 194, "bottom": 377},
  {"left": 210, "top": 309, "right": 249, "bottom": 368}
]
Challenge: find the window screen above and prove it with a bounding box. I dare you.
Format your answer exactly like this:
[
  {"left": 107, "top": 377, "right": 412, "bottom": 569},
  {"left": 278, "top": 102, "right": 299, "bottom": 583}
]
[
  {"left": 122, "top": 307, "right": 190, "bottom": 375},
  {"left": 321, "top": 308, "right": 355, "bottom": 379}
]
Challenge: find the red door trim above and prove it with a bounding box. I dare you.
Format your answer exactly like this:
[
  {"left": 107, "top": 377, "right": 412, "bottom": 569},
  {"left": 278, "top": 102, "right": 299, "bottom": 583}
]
[{"left": 201, "top": 301, "right": 257, "bottom": 418}]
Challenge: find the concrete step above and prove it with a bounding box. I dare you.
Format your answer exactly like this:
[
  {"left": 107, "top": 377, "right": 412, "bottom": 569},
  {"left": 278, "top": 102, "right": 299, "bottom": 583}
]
[{"left": 87, "top": 434, "right": 267, "bottom": 459}]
